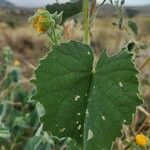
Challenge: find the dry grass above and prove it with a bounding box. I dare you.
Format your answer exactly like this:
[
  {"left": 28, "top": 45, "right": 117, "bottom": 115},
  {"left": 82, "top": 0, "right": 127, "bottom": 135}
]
[
  {"left": 71, "top": 16, "right": 150, "bottom": 52},
  {"left": 0, "top": 23, "right": 47, "bottom": 77}
]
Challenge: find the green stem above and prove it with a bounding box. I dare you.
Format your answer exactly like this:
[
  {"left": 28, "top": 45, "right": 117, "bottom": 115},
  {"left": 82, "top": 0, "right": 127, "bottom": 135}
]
[
  {"left": 0, "top": 102, "right": 7, "bottom": 122},
  {"left": 53, "top": 29, "right": 58, "bottom": 45},
  {"left": 83, "top": 0, "right": 90, "bottom": 44},
  {"left": 1, "top": 146, "right": 6, "bottom": 150},
  {"left": 47, "top": 30, "right": 58, "bottom": 45}
]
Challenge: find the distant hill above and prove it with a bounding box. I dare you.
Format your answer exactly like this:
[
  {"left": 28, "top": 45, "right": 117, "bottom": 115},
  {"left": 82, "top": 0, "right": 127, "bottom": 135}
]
[
  {"left": 97, "top": 4, "right": 150, "bottom": 17},
  {"left": 0, "top": 0, "right": 150, "bottom": 17},
  {"left": 0, "top": 1, "right": 150, "bottom": 28},
  {"left": 0, "top": 0, "right": 15, "bottom": 8},
  {"left": 0, "top": 0, "right": 34, "bottom": 27},
  {"left": 127, "top": 5, "right": 150, "bottom": 17}
]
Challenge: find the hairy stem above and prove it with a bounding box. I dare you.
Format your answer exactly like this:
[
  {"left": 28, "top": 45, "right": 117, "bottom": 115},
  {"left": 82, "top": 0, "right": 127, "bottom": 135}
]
[{"left": 83, "top": 0, "right": 90, "bottom": 44}]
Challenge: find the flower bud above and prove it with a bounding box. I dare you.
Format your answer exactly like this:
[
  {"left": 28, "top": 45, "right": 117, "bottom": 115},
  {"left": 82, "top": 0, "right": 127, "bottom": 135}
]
[{"left": 29, "top": 9, "right": 55, "bottom": 33}]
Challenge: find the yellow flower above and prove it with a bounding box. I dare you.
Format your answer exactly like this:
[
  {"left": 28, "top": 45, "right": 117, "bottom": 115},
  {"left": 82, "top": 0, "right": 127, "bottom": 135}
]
[
  {"left": 14, "top": 60, "right": 20, "bottom": 66},
  {"left": 32, "top": 15, "right": 47, "bottom": 33},
  {"left": 135, "top": 134, "right": 149, "bottom": 147},
  {"left": 30, "top": 9, "right": 55, "bottom": 33}
]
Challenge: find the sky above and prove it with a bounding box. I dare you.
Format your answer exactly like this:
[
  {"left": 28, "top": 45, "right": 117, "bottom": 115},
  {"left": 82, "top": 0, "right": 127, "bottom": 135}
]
[{"left": 5, "top": 0, "right": 150, "bottom": 8}]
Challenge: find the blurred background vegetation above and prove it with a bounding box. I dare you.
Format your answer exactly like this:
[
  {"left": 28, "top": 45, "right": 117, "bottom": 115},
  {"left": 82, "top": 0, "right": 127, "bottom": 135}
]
[{"left": 0, "top": 0, "right": 150, "bottom": 149}]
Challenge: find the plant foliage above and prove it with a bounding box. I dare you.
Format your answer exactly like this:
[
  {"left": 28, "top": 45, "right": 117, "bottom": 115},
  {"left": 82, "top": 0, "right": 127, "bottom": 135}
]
[
  {"left": 46, "top": 0, "right": 83, "bottom": 23},
  {"left": 128, "top": 20, "right": 139, "bottom": 36},
  {"left": 32, "top": 41, "right": 142, "bottom": 149},
  {"left": 0, "top": 48, "right": 73, "bottom": 150}
]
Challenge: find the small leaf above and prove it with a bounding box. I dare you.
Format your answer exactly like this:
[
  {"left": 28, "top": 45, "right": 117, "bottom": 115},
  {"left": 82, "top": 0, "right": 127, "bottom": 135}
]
[
  {"left": 46, "top": 0, "right": 83, "bottom": 23},
  {"left": 100, "top": 0, "right": 107, "bottom": 6},
  {"left": 109, "top": 0, "right": 113, "bottom": 5},
  {"left": 36, "top": 102, "right": 45, "bottom": 118},
  {"left": 0, "top": 128, "right": 11, "bottom": 139},
  {"left": 24, "top": 133, "right": 54, "bottom": 150},
  {"left": 24, "top": 136, "right": 44, "bottom": 150},
  {"left": 66, "top": 138, "right": 80, "bottom": 150},
  {"left": 126, "top": 42, "right": 135, "bottom": 52},
  {"left": 112, "top": 22, "right": 117, "bottom": 26},
  {"left": 119, "top": 17, "right": 123, "bottom": 30},
  {"left": 128, "top": 20, "right": 138, "bottom": 36},
  {"left": 121, "top": 0, "right": 125, "bottom": 6},
  {"left": 139, "top": 43, "right": 148, "bottom": 50},
  {"left": 13, "top": 114, "right": 30, "bottom": 128},
  {"left": 35, "top": 123, "right": 43, "bottom": 136}
]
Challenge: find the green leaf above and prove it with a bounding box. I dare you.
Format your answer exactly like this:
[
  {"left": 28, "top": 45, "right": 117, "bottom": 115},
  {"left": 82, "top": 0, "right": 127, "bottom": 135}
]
[
  {"left": 32, "top": 41, "right": 142, "bottom": 149},
  {"left": 126, "top": 42, "right": 135, "bottom": 52},
  {"left": 24, "top": 136, "right": 44, "bottom": 150},
  {"left": 128, "top": 20, "right": 138, "bottom": 36},
  {"left": 66, "top": 138, "right": 81, "bottom": 150},
  {"left": 24, "top": 133, "right": 54, "bottom": 150},
  {"left": 13, "top": 114, "right": 30, "bottom": 128},
  {"left": 36, "top": 102, "right": 45, "bottom": 118},
  {"left": 121, "top": 0, "right": 125, "bottom": 6},
  {"left": 32, "top": 41, "right": 93, "bottom": 146},
  {"left": 83, "top": 50, "right": 141, "bottom": 149},
  {"left": 109, "top": 0, "right": 113, "bottom": 5},
  {"left": 0, "top": 128, "right": 11, "bottom": 139},
  {"left": 139, "top": 43, "right": 148, "bottom": 50},
  {"left": 46, "top": 0, "right": 83, "bottom": 23}
]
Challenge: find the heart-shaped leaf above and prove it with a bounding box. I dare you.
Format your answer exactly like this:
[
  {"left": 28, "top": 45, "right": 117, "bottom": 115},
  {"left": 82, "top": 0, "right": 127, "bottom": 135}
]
[{"left": 32, "top": 41, "right": 142, "bottom": 149}]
